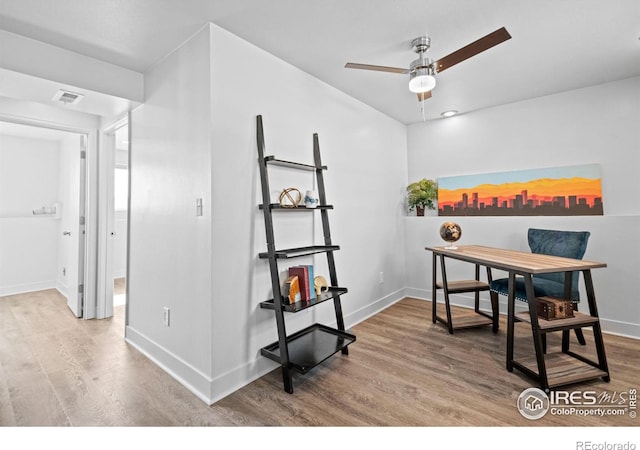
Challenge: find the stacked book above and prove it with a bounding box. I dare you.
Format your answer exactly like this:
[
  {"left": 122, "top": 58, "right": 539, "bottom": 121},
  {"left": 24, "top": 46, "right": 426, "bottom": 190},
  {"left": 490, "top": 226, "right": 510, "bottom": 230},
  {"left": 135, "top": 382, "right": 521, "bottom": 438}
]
[{"left": 283, "top": 265, "right": 316, "bottom": 304}]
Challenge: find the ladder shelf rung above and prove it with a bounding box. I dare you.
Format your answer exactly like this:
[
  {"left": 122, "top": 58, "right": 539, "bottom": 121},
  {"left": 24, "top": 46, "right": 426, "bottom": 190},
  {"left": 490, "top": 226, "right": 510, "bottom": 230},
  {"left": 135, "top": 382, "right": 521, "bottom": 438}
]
[
  {"left": 259, "top": 204, "right": 334, "bottom": 210},
  {"left": 259, "top": 245, "right": 340, "bottom": 259},
  {"left": 264, "top": 155, "right": 327, "bottom": 171}
]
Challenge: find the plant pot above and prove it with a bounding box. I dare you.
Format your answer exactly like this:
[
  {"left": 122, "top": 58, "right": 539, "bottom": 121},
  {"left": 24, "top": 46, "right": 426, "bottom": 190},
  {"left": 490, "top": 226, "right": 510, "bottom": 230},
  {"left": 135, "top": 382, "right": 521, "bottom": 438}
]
[{"left": 416, "top": 206, "right": 425, "bottom": 216}]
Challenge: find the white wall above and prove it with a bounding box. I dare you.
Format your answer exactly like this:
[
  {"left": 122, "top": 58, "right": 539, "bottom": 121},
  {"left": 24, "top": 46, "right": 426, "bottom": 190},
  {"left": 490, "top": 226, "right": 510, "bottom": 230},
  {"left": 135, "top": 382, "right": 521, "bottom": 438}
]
[
  {"left": 0, "top": 134, "right": 60, "bottom": 216},
  {"left": 127, "top": 23, "right": 408, "bottom": 404},
  {"left": 405, "top": 77, "right": 640, "bottom": 338},
  {"left": 127, "top": 26, "right": 214, "bottom": 401},
  {"left": 0, "top": 134, "right": 60, "bottom": 295},
  {"left": 209, "top": 24, "right": 407, "bottom": 400}
]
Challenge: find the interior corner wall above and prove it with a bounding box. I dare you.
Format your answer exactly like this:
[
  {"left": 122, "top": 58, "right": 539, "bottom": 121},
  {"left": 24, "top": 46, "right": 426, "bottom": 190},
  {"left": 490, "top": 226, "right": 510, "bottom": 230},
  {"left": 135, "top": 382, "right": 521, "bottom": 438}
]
[
  {"left": 127, "top": 25, "right": 214, "bottom": 402},
  {"left": 205, "top": 23, "right": 407, "bottom": 402},
  {"left": 404, "top": 76, "right": 640, "bottom": 339}
]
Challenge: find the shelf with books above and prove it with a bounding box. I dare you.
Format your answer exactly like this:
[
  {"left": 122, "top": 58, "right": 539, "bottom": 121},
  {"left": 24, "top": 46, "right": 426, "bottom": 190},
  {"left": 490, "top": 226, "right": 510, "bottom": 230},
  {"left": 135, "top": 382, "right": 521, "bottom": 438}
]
[{"left": 260, "top": 287, "right": 349, "bottom": 312}]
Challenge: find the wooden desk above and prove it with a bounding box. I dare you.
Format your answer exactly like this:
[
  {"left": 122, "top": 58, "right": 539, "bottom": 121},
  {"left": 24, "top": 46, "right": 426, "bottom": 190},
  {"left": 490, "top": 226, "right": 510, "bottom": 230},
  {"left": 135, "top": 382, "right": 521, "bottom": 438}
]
[{"left": 425, "top": 244, "right": 610, "bottom": 390}]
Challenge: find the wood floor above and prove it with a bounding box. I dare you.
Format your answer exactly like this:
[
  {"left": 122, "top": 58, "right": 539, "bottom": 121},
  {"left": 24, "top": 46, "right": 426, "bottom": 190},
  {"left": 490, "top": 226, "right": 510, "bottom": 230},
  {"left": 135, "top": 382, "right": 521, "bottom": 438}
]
[
  {"left": 113, "top": 277, "right": 126, "bottom": 296},
  {"left": 0, "top": 290, "right": 637, "bottom": 427}
]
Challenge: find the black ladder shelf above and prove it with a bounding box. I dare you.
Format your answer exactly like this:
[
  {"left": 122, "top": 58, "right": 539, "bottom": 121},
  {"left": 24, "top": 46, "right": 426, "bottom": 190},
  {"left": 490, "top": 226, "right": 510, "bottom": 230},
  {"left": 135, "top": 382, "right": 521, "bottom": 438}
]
[{"left": 256, "top": 115, "right": 355, "bottom": 394}]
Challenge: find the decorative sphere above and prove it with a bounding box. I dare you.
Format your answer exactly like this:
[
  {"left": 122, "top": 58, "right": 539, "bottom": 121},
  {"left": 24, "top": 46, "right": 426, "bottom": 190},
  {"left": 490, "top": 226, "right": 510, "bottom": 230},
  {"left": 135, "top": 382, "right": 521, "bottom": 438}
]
[
  {"left": 278, "top": 188, "right": 302, "bottom": 208},
  {"left": 439, "top": 221, "right": 462, "bottom": 243}
]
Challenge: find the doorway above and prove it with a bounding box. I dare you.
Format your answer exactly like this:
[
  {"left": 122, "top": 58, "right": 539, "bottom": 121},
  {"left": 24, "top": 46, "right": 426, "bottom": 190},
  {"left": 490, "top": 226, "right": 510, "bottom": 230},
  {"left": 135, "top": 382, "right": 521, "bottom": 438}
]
[{"left": 0, "top": 120, "right": 87, "bottom": 317}]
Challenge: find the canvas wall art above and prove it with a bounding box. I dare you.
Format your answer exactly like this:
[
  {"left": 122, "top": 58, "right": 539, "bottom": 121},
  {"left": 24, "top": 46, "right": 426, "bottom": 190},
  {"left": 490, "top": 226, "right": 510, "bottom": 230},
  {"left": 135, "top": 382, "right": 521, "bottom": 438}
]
[{"left": 437, "top": 164, "right": 603, "bottom": 216}]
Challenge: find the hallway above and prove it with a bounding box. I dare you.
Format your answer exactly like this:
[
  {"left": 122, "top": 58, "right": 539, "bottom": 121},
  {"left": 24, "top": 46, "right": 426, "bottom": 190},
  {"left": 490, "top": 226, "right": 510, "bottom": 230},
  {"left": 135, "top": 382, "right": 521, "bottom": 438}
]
[{"left": 0, "top": 289, "right": 237, "bottom": 425}]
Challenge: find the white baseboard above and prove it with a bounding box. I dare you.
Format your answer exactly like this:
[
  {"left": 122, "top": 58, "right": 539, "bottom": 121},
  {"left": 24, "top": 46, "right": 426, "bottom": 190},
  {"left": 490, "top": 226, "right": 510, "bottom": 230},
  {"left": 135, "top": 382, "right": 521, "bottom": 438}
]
[
  {"left": 56, "top": 280, "right": 69, "bottom": 298},
  {"left": 124, "top": 326, "right": 214, "bottom": 404},
  {"left": 205, "top": 354, "right": 280, "bottom": 405},
  {"left": 345, "top": 287, "right": 408, "bottom": 328},
  {"left": 0, "top": 280, "right": 56, "bottom": 297},
  {"left": 598, "top": 318, "right": 640, "bottom": 340}
]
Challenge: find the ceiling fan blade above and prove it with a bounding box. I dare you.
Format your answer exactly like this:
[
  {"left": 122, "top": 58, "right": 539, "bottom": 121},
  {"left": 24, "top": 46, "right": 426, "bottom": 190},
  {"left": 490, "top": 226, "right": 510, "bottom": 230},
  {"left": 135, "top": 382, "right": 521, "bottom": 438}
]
[
  {"left": 434, "top": 27, "right": 511, "bottom": 73},
  {"left": 345, "top": 62, "right": 408, "bottom": 74},
  {"left": 417, "top": 91, "right": 432, "bottom": 102}
]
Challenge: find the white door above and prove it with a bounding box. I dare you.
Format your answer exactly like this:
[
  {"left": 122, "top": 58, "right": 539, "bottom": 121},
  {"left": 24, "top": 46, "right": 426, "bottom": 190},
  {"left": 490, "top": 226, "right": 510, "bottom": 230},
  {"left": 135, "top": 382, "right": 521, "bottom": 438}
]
[{"left": 64, "top": 135, "right": 87, "bottom": 317}]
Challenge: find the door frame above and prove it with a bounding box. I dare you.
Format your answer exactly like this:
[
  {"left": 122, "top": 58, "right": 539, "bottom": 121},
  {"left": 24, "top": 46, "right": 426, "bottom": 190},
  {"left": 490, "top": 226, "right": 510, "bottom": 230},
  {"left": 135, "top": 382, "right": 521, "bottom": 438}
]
[
  {"left": 97, "top": 114, "right": 129, "bottom": 319},
  {"left": 0, "top": 114, "right": 96, "bottom": 318}
]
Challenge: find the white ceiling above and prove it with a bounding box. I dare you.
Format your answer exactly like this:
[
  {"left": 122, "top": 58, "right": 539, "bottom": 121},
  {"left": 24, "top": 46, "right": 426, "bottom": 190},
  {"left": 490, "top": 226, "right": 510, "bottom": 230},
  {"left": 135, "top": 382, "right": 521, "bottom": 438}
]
[
  {"left": 0, "top": 0, "right": 639, "bottom": 124},
  {"left": 0, "top": 67, "right": 135, "bottom": 118}
]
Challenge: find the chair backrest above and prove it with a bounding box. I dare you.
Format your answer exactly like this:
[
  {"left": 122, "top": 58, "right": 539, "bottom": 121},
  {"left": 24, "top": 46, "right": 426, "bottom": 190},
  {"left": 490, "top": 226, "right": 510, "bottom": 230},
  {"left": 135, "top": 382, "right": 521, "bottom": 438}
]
[{"left": 527, "top": 228, "right": 590, "bottom": 287}]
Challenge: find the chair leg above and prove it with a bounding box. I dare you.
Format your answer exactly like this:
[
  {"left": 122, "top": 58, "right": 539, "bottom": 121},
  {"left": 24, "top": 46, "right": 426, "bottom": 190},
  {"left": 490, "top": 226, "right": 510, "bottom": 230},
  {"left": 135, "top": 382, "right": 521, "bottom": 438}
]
[
  {"left": 486, "top": 268, "right": 499, "bottom": 333},
  {"left": 490, "top": 291, "right": 499, "bottom": 333},
  {"left": 573, "top": 303, "right": 587, "bottom": 345},
  {"left": 575, "top": 329, "right": 586, "bottom": 345}
]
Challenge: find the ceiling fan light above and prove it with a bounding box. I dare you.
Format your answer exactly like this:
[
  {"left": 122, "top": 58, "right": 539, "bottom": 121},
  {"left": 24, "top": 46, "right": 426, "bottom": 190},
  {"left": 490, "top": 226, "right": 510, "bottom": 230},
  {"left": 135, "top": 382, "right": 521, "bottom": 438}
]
[{"left": 408, "top": 70, "right": 436, "bottom": 93}]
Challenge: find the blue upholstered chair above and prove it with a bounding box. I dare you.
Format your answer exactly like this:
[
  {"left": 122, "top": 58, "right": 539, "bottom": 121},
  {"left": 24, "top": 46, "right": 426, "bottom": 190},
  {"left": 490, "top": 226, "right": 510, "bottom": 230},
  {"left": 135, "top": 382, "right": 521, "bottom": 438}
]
[
  {"left": 490, "top": 228, "right": 591, "bottom": 347},
  {"left": 490, "top": 228, "right": 590, "bottom": 302}
]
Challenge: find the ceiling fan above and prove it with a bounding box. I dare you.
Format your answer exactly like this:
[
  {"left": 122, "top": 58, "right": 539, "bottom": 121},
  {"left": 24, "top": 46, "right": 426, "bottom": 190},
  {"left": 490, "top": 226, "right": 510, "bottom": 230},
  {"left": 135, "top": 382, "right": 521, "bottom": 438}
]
[{"left": 345, "top": 27, "right": 511, "bottom": 102}]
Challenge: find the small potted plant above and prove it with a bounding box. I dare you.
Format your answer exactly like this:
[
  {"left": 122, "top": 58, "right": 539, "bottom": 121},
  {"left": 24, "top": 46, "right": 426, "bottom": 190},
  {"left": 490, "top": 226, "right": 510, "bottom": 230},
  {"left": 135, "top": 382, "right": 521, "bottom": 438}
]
[{"left": 406, "top": 178, "right": 437, "bottom": 216}]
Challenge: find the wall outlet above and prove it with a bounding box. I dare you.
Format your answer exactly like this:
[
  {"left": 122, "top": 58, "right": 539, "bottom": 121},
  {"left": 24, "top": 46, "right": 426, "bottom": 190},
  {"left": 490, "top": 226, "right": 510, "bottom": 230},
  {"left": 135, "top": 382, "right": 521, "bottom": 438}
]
[
  {"left": 379, "top": 271, "right": 384, "bottom": 284},
  {"left": 163, "top": 307, "right": 170, "bottom": 326}
]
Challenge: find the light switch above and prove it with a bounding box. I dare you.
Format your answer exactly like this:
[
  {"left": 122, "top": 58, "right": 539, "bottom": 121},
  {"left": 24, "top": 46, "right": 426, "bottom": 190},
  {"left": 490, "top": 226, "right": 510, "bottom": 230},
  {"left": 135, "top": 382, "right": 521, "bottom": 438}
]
[{"left": 196, "top": 198, "right": 203, "bottom": 216}]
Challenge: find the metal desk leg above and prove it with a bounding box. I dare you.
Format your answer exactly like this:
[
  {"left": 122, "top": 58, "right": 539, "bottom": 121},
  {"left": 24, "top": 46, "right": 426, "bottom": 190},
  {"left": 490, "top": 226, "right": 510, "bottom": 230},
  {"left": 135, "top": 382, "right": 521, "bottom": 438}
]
[
  {"left": 524, "top": 273, "right": 549, "bottom": 390},
  {"left": 439, "top": 255, "right": 454, "bottom": 334},
  {"left": 583, "top": 269, "right": 610, "bottom": 381},
  {"left": 474, "top": 264, "right": 481, "bottom": 314},
  {"left": 431, "top": 252, "right": 437, "bottom": 324},
  {"left": 506, "top": 272, "right": 516, "bottom": 372},
  {"left": 562, "top": 271, "right": 573, "bottom": 353}
]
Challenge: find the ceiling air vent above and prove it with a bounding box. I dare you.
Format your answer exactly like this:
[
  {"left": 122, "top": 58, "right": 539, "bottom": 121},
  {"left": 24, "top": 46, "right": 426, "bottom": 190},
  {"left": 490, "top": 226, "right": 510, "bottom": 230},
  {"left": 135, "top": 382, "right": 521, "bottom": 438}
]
[{"left": 52, "top": 89, "right": 84, "bottom": 105}]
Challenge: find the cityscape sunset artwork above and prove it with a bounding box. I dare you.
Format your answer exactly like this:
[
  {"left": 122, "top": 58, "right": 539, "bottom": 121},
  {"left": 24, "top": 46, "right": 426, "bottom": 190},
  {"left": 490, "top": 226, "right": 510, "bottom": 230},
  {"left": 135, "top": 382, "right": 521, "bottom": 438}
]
[{"left": 437, "top": 164, "right": 603, "bottom": 216}]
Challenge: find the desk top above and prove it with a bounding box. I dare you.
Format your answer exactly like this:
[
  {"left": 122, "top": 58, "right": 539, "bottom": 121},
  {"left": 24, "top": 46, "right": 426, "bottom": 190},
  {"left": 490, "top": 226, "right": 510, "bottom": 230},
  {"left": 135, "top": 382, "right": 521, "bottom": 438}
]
[{"left": 425, "top": 244, "right": 607, "bottom": 274}]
